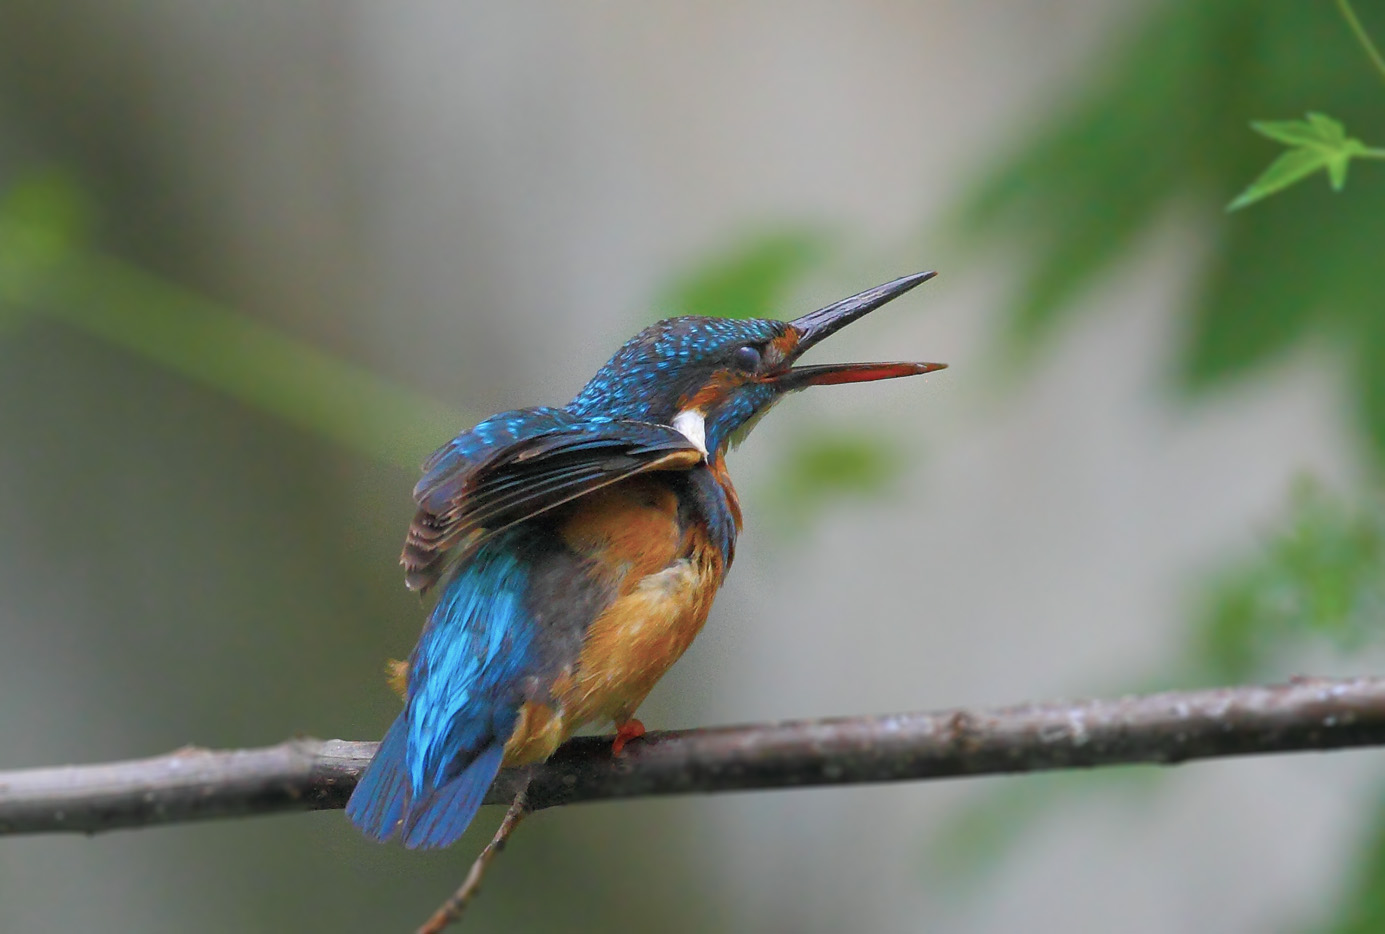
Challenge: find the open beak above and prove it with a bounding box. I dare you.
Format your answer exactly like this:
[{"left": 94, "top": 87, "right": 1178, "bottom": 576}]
[{"left": 774, "top": 271, "right": 946, "bottom": 391}]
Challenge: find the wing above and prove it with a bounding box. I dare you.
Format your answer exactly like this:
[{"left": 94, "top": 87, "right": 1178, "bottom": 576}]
[{"left": 402, "top": 413, "right": 704, "bottom": 592}]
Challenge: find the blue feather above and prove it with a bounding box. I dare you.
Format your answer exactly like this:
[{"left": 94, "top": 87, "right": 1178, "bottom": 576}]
[
  {"left": 352, "top": 529, "right": 549, "bottom": 847},
  {"left": 406, "top": 539, "right": 535, "bottom": 796},
  {"left": 345, "top": 713, "right": 410, "bottom": 841},
  {"left": 401, "top": 742, "right": 505, "bottom": 849},
  {"left": 416, "top": 406, "right": 578, "bottom": 505},
  {"left": 568, "top": 315, "right": 786, "bottom": 424}
]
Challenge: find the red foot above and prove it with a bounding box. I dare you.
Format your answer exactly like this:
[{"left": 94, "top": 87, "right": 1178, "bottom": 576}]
[{"left": 611, "top": 719, "right": 646, "bottom": 756}]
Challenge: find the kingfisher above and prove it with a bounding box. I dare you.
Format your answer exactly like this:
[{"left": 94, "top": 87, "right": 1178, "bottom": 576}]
[{"left": 347, "top": 271, "right": 944, "bottom": 849}]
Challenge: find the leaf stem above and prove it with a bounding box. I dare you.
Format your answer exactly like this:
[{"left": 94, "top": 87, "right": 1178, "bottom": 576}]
[{"left": 1337, "top": 0, "right": 1385, "bottom": 86}]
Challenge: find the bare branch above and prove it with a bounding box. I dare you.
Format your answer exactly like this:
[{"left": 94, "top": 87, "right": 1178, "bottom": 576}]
[{"left": 3, "top": 676, "right": 1384, "bottom": 838}]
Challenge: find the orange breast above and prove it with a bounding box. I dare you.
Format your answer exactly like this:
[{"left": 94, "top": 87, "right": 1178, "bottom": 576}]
[
  {"left": 501, "top": 475, "right": 729, "bottom": 764},
  {"left": 560, "top": 532, "right": 723, "bottom": 725}
]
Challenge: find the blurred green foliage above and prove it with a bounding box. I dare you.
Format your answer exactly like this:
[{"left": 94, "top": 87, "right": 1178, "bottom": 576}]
[
  {"left": 938, "top": 3, "right": 1385, "bottom": 926},
  {"left": 932, "top": 479, "right": 1385, "bottom": 911},
  {"left": 0, "top": 168, "right": 88, "bottom": 322},
  {"left": 1229, "top": 2, "right": 1385, "bottom": 210},
  {"left": 929, "top": 767, "right": 1163, "bottom": 885},
  {"left": 959, "top": 1, "right": 1385, "bottom": 460},
  {"left": 766, "top": 432, "right": 901, "bottom": 500},
  {"left": 48, "top": 255, "right": 464, "bottom": 470},
  {"left": 760, "top": 430, "right": 906, "bottom": 528},
  {"left": 658, "top": 227, "right": 832, "bottom": 321},
  {"left": 0, "top": 171, "right": 464, "bottom": 470},
  {"left": 1194, "top": 479, "right": 1385, "bottom": 682}
]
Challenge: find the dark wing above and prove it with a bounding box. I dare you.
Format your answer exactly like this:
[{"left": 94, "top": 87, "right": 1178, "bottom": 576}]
[{"left": 402, "top": 415, "right": 703, "bottom": 592}]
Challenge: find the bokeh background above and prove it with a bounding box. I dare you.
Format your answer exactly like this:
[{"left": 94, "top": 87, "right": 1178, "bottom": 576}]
[{"left": 3, "top": 2, "right": 1385, "bottom": 932}]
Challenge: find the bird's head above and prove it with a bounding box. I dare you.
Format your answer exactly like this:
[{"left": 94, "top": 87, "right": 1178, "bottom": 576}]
[{"left": 568, "top": 271, "right": 945, "bottom": 455}]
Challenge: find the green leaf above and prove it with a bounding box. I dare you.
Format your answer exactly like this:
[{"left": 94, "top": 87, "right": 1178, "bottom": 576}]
[
  {"left": 1327, "top": 151, "right": 1353, "bottom": 189},
  {"left": 1249, "top": 118, "right": 1335, "bottom": 147},
  {"left": 1248, "top": 113, "right": 1350, "bottom": 150},
  {"left": 1228, "top": 146, "right": 1333, "bottom": 210},
  {"left": 955, "top": 2, "right": 1217, "bottom": 347},
  {"left": 1231, "top": 112, "right": 1380, "bottom": 209},
  {"left": 954, "top": 1, "right": 1385, "bottom": 465},
  {"left": 1307, "top": 110, "right": 1348, "bottom": 144}
]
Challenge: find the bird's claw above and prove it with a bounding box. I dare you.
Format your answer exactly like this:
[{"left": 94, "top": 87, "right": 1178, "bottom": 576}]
[{"left": 611, "top": 719, "right": 646, "bottom": 756}]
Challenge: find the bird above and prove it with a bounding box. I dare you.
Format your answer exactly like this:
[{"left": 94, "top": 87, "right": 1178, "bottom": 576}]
[{"left": 346, "top": 271, "right": 944, "bottom": 850}]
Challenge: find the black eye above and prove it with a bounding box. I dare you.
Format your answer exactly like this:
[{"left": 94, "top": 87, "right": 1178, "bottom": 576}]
[{"left": 732, "top": 344, "right": 762, "bottom": 372}]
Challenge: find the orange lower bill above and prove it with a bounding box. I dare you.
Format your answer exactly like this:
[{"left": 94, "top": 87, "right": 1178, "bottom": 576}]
[{"left": 777, "top": 360, "right": 946, "bottom": 389}]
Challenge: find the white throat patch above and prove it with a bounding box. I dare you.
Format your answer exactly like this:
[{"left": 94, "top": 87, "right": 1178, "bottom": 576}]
[{"left": 672, "top": 408, "right": 709, "bottom": 458}]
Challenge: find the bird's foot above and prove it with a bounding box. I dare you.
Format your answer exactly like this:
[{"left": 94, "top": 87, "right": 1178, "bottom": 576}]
[{"left": 611, "top": 719, "right": 646, "bottom": 756}]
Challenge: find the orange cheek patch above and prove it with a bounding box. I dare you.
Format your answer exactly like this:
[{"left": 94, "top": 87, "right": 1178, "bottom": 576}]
[
  {"left": 681, "top": 371, "right": 742, "bottom": 413},
  {"left": 768, "top": 329, "right": 800, "bottom": 363}
]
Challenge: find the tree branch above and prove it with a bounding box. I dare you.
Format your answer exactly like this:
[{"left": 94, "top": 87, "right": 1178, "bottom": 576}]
[{"left": 4, "top": 676, "right": 1384, "bottom": 838}]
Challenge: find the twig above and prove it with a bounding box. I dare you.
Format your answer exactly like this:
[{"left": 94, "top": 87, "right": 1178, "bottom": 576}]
[
  {"left": 1337, "top": 0, "right": 1385, "bottom": 85},
  {"left": 417, "top": 781, "right": 531, "bottom": 934},
  {"left": 3, "top": 676, "right": 1385, "bottom": 838}
]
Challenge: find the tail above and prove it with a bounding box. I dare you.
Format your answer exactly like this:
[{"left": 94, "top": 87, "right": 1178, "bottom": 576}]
[
  {"left": 347, "top": 716, "right": 507, "bottom": 849},
  {"left": 346, "top": 714, "right": 411, "bottom": 841},
  {"left": 402, "top": 742, "right": 505, "bottom": 849}
]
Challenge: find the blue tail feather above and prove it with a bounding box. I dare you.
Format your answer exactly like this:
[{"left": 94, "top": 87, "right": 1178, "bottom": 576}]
[
  {"left": 350, "top": 528, "right": 547, "bottom": 849},
  {"left": 402, "top": 742, "right": 505, "bottom": 850},
  {"left": 345, "top": 714, "right": 411, "bottom": 842}
]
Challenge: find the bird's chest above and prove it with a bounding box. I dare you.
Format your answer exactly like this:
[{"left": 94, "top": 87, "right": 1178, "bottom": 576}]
[
  {"left": 501, "top": 469, "right": 736, "bottom": 763},
  {"left": 564, "top": 530, "right": 724, "bottom": 722},
  {"left": 561, "top": 471, "right": 733, "bottom": 714}
]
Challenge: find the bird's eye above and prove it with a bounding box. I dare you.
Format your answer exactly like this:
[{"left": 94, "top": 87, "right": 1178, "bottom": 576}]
[{"left": 732, "top": 344, "right": 762, "bottom": 372}]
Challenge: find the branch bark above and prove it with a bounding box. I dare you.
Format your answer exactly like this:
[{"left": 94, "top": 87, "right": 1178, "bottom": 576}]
[{"left": 3, "top": 675, "right": 1383, "bottom": 838}]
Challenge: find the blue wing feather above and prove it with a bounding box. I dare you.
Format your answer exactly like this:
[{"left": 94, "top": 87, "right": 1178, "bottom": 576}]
[
  {"left": 416, "top": 406, "right": 578, "bottom": 502},
  {"left": 403, "top": 414, "right": 700, "bottom": 592}
]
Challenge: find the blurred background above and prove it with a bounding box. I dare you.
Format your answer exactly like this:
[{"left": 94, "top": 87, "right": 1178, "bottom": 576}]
[{"left": 2, "top": 2, "right": 1385, "bottom": 931}]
